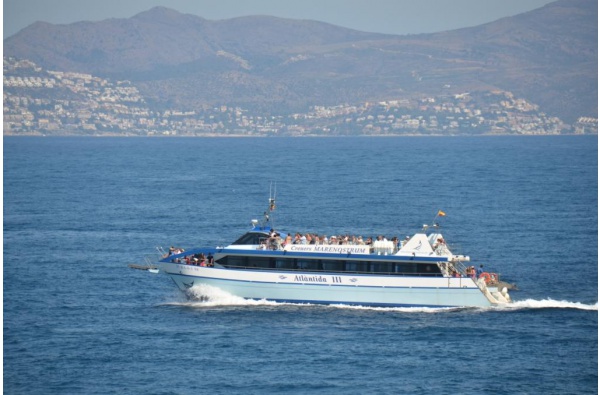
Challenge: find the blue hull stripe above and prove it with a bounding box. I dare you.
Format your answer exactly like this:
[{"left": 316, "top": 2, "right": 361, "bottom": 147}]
[{"left": 239, "top": 298, "right": 458, "bottom": 309}]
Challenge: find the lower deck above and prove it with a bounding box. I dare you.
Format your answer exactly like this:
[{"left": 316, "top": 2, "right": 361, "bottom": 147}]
[{"left": 216, "top": 254, "right": 444, "bottom": 277}]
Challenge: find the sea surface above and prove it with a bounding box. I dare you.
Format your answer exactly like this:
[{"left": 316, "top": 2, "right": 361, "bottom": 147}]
[{"left": 3, "top": 136, "right": 598, "bottom": 394}]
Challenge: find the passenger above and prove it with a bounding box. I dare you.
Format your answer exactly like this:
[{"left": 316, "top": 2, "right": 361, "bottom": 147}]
[
  {"left": 356, "top": 236, "right": 365, "bottom": 245},
  {"left": 300, "top": 234, "right": 307, "bottom": 244},
  {"left": 284, "top": 234, "right": 292, "bottom": 247},
  {"left": 207, "top": 253, "right": 214, "bottom": 266},
  {"left": 273, "top": 233, "right": 283, "bottom": 250},
  {"left": 267, "top": 230, "right": 279, "bottom": 249},
  {"left": 329, "top": 235, "right": 337, "bottom": 245},
  {"left": 199, "top": 253, "right": 206, "bottom": 266},
  {"left": 392, "top": 237, "right": 399, "bottom": 253},
  {"left": 476, "top": 264, "right": 484, "bottom": 278},
  {"left": 293, "top": 233, "right": 302, "bottom": 244}
]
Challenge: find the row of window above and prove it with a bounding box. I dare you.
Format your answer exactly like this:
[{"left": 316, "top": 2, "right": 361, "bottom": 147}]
[{"left": 217, "top": 255, "right": 442, "bottom": 276}]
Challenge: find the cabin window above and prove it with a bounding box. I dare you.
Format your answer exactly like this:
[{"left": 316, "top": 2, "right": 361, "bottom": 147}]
[
  {"left": 232, "top": 232, "right": 268, "bottom": 245},
  {"left": 354, "top": 261, "right": 371, "bottom": 272},
  {"left": 275, "top": 258, "right": 295, "bottom": 269},
  {"left": 394, "top": 263, "right": 417, "bottom": 274},
  {"left": 248, "top": 257, "right": 273, "bottom": 268},
  {"left": 345, "top": 261, "right": 358, "bottom": 272},
  {"left": 297, "top": 259, "right": 321, "bottom": 271},
  {"left": 371, "top": 262, "right": 392, "bottom": 273},
  {"left": 418, "top": 264, "right": 442, "bottom": 276},
  {"left": 322, "top": 260, "right": 345, "bottom": 272},
  {"left": 217, "top": 256, "right": 247, "bottom": 267}
]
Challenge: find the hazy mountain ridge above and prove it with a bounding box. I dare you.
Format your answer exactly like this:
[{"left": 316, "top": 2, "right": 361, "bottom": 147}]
[{"left": 4, "top": 0, "right": 597, "bottom": 123}]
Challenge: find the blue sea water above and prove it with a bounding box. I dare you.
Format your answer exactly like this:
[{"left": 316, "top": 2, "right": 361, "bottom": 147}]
[{"left": 3, "top": 136, "right": 598, "bottom": 394}]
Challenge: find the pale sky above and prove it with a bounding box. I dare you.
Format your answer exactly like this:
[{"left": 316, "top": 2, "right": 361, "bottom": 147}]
[{"left": 4, "top": 0, "right": 556, "bottom": 39}]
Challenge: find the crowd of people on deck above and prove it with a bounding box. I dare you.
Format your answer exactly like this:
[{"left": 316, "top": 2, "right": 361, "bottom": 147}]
[
  {"left": 261, "top": 230, "right": 409, "bottom": 253},
  {"left": 167, "top": 247, "right": 214, "bottom": 267}
]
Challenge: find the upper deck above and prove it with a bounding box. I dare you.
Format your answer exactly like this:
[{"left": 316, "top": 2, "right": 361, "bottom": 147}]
[{"left": 226, "top": 228, "right": 465, "bottom": 263}]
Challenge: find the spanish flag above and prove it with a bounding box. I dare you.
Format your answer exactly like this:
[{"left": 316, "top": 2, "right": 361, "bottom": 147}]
[{"left": 437, "top": 210, "right": 446, "bottom": 217}]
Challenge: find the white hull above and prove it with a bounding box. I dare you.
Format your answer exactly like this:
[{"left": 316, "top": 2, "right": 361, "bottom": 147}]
[{"left": 160, "top": 263, "right": 495, "bottom": 308}]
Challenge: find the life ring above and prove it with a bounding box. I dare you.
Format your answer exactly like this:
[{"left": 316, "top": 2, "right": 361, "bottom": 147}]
[{"left": 479, "top": 272, "right": 492, "bottom": 284}]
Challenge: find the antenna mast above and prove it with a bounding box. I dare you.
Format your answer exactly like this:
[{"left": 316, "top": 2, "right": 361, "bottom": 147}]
[{"left": 264, "top": 182, "right": 277, "bottom": 229}]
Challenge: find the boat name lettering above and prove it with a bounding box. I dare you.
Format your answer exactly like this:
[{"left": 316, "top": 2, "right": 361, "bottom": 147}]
[
  {"left": 285, "top": 245, "right": 370, "bottom": 254},
  {"left": 294, "top": 275, "right": 328, "bottom": 283}
]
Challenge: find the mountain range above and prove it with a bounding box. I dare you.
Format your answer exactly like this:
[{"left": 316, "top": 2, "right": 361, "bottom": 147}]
[{"left": 4, "top": 0, "right": 597, "bottom": 123}]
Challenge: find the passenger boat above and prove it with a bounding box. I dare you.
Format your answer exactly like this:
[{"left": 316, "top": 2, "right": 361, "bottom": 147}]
[{"left": 152, "top": 196, "right": 512, "bottom": 308}]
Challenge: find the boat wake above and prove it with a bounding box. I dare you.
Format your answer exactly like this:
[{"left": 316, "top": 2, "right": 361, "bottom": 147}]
[
  {"left": 163, "top": 284, "right": 284, "bottom": 308},
  {"left": 493, "top": 298, "right": 598, "bottom": 311},
  {"left": 162, "top": 285, "right": 598, "bottom": 312}
]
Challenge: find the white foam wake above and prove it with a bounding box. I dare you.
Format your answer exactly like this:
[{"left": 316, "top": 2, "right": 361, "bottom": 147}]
[
  {"left": 163, "top": 285, "right": 598, "bottom": 312},
  {"left": 495, "top": 298, "right": 598, "bottom": 311},
  {"left": 167, "top": 284, "right": 283, "bottom": 308}
]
